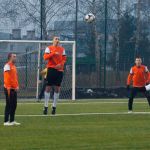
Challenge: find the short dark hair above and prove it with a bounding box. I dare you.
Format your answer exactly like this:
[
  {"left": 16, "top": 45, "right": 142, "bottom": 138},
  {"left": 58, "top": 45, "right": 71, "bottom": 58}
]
[
  {"left": 135, "top": 56, "right": 141, "bottom": 59},
  {"left": 7, "top": 53, "right": 12, "bottom": 60},
  {"left": 53, "top": 36, "right": 60, "bottom": 40}
]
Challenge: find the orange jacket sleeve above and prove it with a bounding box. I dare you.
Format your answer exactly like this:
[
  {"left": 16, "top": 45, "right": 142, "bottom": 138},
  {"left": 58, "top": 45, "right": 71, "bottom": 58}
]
[
  {"left": 43, "top": 47, "right": 55, "bottom": 60},
  {"left": 4, "top": 71, "right": 12, "bottom": 89},
  {"left": 145, "top": 72, "right": 149, "bottom": 82},
  {"left": 127, "top": 67, "right": 133, "bottom": 85},
  {"left": 148, "top": 73, "right": 150, "bottom": 83},
  {"left": 61, "top": 55, "right": 67, "bottom": 65},
  {"left": 127, "top": 73, "right": 133, "bottom": 85},
  {"left": 43, "top": 53, "right": 55, "bottom": 60},
  {"left": 60, "top": 48, "right": 67, "bottom": 65},
  {"left": 144, "top": 66, "right": 149, "bottom": 83}
]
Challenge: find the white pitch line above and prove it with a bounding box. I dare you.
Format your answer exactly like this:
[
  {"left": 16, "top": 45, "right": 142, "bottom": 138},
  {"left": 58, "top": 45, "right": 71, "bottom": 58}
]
[
  {"left": 53, "top": 112, "right": 150, "bottom": 116},
  {"left": 0, "top": 112, "right": 150, "bottom": 117},
  {"left": 0, "top": 101, "right": 148, "bottom": 105}
]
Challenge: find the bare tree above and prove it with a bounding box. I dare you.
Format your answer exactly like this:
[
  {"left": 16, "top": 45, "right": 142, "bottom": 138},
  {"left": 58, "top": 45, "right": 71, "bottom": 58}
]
[{"left": 0, "top": 0, "right": 73, "bottom": 39}]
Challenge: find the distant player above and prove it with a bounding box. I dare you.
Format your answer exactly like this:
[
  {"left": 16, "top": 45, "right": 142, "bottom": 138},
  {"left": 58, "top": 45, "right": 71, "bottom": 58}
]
[
  {"left": 127, "top": 56, "right": 150, "bottom": 113},
  {"left": 43, "top": 36, "right": 67, "bottom": 115},
  {"left": 3, "top": 53, "right": 20, "bottom": 126}
]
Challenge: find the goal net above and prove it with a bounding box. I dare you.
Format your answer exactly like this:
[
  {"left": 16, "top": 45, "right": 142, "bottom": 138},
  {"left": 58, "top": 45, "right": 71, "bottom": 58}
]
[{"left": 0, "top": 40, "right": 76, "bottom": 100}]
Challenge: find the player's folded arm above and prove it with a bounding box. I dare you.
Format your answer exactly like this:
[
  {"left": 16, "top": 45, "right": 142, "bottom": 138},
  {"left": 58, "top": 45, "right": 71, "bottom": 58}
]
[
  {"left": 43, "top": 53, "right": 55, "bottom": 60},
  {"left": 43, "top": 47, "right": 55, "bottom": 60}
]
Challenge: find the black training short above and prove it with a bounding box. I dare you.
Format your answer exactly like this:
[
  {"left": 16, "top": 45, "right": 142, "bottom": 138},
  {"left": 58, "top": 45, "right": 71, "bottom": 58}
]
[{"left": 46, "top": 68, "right": 63, "bottom": 86}]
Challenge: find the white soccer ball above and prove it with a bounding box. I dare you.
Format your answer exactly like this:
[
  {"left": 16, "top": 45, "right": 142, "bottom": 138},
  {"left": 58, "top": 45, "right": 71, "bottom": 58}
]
[
  {"left": 86, "top": 89, "right": 93, "bottom": 94},
  {"left": 84, "top": 13, "right": 95, "bottom": 23}
]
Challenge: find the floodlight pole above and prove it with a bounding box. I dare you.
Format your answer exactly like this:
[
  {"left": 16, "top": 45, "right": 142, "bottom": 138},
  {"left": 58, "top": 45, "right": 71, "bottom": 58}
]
[
  {"left": 36, "top": 43, "right": 41, "bottom": 99},
  {"left": 135, "top": 0, "right": 141, "bottom": 58},
  {"left": 104, "top": 0, "right": 108, "bottom": 89},
  {"left": 40, "top": 0, "right": 43, "bottom": 40},
  {"left": 37, "top": 0, "right": 45, "bottom": 99},
  {"left": 36, "top": 0, "right": 43, "bottom": 99},
  {"left": 75, "top": 0, "right": 78, "bottom": 44}
]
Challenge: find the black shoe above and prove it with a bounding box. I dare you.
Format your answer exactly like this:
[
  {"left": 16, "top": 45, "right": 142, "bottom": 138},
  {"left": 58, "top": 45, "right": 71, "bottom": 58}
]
[
  {"left": 51, "top": 107, "right": 56, "bottom": 115},
  {"left": 43, "top": 107, "right": 48, "bottom": 115}
]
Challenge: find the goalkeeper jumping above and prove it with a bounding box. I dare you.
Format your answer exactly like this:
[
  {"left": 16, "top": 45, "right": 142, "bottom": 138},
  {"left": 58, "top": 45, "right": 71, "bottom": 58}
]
[{"left": 43, "top": 36, "right": 67, "bottom": 115}]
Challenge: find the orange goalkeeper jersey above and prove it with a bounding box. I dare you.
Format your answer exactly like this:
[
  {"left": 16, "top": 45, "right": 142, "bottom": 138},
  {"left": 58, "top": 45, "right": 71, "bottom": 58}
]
[
  {"left": 43, "top": 45, "right": 67, "bottom": 72},
  {"left": 127, "top": 65, "right": 149, "bottom": 87},
  {"left": 4, "top": 62, "right": 19, "bottom": 89}
]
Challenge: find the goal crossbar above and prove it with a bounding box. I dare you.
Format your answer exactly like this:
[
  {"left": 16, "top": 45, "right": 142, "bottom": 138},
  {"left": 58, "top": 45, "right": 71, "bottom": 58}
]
[
  {"left": 0, "top": 40, "right": 75, "bottom": 44},
  {"left": 0, "top": 40, "right": 76, "bottom": 100}
]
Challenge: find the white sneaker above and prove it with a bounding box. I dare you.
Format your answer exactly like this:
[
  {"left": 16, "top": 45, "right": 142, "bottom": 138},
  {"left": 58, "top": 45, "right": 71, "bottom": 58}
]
[
  {"left": 10, "top": 121, "right": 21, "bottom": 126},
  {"left": 4, "top": 122, "right": 11, "bottom": 126},
  {"left": 128, "top": 111, "right": 133, "bottom": 113}
]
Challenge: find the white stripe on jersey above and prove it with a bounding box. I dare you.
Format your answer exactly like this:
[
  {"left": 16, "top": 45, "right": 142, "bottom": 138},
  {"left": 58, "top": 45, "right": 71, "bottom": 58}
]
[
  {"left": 145, "top": 66, "right": 149, "bottom": 72},
  {"left": 130, "top": 68, "right": 133, "bottom": 74},
  {"left": 4, "top": 64, "right": 10, "bottom": 72},
  {"left": 63, "top": 49, "right": 66, "bottom": 56},
  {"left": 45, "top": 47, "right": 50, "bottom": 54}
]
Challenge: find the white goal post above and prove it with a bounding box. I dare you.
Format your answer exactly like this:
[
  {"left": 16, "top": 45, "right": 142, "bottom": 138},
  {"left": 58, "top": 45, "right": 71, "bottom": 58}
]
[{"left": 0, "top": 40, "right": 76, "bottom": 100}]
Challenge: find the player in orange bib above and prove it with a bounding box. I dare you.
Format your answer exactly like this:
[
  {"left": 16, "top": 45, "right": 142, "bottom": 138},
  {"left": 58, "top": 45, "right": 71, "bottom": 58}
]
[
  {"left": 127, "top": 56, "right": 150, "bottom": 113},
  {"left": 3, "top": 53, "right": 20, "bottom": 126},
  {"left": 43, "top": 36, "right": 67, "bottom": 115}
]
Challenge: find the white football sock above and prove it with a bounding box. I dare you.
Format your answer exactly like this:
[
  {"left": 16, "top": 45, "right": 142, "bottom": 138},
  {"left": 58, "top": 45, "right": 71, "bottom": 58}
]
[
  {"left": 44, "top": 92, "right": 50, "bottom": 107},
  {"left": 145, "top": 84, "right": 150, "bottom": 91},
  {"left": 52, "top": 92, "right": 59, "bottom": 108}
]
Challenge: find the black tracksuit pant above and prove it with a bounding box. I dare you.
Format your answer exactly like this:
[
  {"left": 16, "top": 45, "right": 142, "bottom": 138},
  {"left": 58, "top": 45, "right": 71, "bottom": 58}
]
[
  {"left": 128, "top": 87, "right": 150, "bottom": 110},
  {"left": 4, "top": 88, "right": 17, "bottom": 122}
]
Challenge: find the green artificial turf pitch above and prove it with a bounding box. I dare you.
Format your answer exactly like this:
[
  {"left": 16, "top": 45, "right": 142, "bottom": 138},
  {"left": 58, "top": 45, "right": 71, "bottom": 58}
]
[{"left": 0, "top": 99, "right": 150, "bottom": 150}]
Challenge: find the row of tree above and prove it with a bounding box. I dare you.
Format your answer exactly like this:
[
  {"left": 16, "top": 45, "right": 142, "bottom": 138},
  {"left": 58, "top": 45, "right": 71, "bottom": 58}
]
[{"left": 0, "top": 0, "right": 150, "bottom": 87}]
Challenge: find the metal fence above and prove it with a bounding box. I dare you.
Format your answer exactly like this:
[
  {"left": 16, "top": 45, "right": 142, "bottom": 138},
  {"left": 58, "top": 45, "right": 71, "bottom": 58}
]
[
  {"left": 0, "top": 0, "right": 149, "bottom": 98},
  {"left": 0, "top": 42, "right": 73, "bottom": 99}
]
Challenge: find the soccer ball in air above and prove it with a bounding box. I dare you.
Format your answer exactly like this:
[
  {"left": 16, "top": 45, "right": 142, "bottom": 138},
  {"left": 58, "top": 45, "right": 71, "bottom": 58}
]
[{"left": 84, "top": 13, "right": 95, "bottom": 23}]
